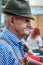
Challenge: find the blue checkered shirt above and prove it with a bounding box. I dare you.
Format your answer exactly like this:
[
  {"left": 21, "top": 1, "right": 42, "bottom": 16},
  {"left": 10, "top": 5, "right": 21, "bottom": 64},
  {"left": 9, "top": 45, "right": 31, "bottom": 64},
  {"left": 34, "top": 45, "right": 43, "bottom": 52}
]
[{"left": 0, "top": 28, "right": 24, "bottom": 65}]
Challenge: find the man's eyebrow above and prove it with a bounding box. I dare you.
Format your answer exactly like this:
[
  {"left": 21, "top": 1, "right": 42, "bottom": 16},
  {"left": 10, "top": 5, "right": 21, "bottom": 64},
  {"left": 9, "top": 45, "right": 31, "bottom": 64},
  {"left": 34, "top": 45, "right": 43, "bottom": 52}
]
[{"left": 26, "top": 19, "right": 30, "bottom": 22}]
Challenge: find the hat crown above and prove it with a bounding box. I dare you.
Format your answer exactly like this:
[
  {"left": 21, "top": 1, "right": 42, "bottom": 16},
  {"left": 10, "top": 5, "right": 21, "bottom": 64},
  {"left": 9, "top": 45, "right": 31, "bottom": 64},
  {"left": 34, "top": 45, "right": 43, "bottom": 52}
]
[
  {"left": 6, "top": 0, "right": 30, "bottom": 11},
  {"left": 3, "top": 0, "right": 34, "bottom": 20}
]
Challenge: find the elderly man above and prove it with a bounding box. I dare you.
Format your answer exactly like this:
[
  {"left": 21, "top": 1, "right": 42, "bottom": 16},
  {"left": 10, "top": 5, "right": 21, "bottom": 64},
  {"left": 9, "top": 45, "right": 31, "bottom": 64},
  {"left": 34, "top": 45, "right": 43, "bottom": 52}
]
[{"left": 0, "top": 0, "right": 43, "bottom": 65}]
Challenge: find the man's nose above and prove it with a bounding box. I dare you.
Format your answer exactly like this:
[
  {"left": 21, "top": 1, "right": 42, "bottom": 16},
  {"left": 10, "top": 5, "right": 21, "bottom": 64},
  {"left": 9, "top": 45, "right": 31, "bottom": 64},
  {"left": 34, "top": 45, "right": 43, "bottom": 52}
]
[
  {"left": 27, "top": 24, "right": 31, "bottom": 28},
  {"left": 27, "top": 22, "right": 31, "bottom": 26}
]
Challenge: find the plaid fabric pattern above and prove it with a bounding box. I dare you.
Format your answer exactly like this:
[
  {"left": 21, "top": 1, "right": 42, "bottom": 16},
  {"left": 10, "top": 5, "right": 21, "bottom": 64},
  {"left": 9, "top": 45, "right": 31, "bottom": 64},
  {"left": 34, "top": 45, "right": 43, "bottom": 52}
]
[{"left": 0, "top": 28, "right": 24, "bottom": 65}]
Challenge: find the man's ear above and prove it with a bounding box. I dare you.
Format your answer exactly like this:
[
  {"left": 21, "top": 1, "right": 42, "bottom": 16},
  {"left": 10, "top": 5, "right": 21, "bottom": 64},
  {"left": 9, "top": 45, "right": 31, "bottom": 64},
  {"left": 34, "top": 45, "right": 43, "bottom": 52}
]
[{"left": 9, "top": 16, "right": 14, "bottom": 26}]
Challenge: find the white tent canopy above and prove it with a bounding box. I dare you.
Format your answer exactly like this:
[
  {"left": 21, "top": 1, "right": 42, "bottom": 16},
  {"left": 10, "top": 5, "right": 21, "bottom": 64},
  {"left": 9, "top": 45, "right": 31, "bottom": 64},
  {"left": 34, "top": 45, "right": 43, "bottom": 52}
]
[
  {"left": 29, "top": 0, "right": 43, "bottom": 6},
  {"left": 27, "top": 0, "right": 43, "bottom": 15}
]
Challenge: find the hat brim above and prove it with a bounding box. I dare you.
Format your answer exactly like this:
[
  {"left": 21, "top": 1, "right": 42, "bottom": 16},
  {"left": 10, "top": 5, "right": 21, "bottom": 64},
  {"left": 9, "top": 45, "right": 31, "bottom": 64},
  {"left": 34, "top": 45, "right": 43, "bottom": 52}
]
[{"left": 3, "top": 9, "right": 34, "bottom": 20}]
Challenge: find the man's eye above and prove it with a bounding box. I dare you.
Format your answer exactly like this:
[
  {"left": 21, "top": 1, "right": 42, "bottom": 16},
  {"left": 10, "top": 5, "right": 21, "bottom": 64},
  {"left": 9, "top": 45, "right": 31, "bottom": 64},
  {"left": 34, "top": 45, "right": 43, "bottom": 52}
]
[
  {"left": 23, "top": 20, "right": 29, "bottom": 23},
  {"left": 26, "top": 19, "right": 30, "bottom": 22}
]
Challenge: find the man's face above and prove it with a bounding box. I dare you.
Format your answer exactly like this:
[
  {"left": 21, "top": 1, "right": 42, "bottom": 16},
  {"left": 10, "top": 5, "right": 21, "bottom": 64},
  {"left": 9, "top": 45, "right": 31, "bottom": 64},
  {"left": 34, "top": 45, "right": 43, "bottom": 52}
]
[{"left": 11, "top": 16, "right": 31, "bottom": 36}]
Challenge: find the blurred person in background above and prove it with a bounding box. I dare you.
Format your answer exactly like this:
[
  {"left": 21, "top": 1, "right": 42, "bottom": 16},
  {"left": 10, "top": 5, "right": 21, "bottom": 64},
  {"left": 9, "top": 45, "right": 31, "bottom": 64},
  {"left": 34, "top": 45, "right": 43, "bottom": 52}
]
[
  {"left": 27, "top": 28, "right": 43, "bottom": 55},
  {"left": 21, "top": 25, "right": 34, "bottom": 54},
  {"left": 21, "top": 27, "right": 41, "bottom": 62}
]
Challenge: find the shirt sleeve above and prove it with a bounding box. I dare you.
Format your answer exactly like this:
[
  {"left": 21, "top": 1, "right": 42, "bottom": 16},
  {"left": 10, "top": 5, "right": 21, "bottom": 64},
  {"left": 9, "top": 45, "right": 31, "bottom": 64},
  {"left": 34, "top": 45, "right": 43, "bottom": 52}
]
[
  {"left": 37, "top": 36, "right": 43, "bottom": 46},
  {"left": 0, "top": 41, "right": 20, "bottom": 65}
]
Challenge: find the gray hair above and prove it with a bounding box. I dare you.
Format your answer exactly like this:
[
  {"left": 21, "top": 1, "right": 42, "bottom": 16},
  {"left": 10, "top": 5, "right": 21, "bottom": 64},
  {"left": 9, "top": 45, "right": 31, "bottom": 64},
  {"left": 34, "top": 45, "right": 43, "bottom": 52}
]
[{"left": 4, "top": 14, "right": 9, "bottom": 25}]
